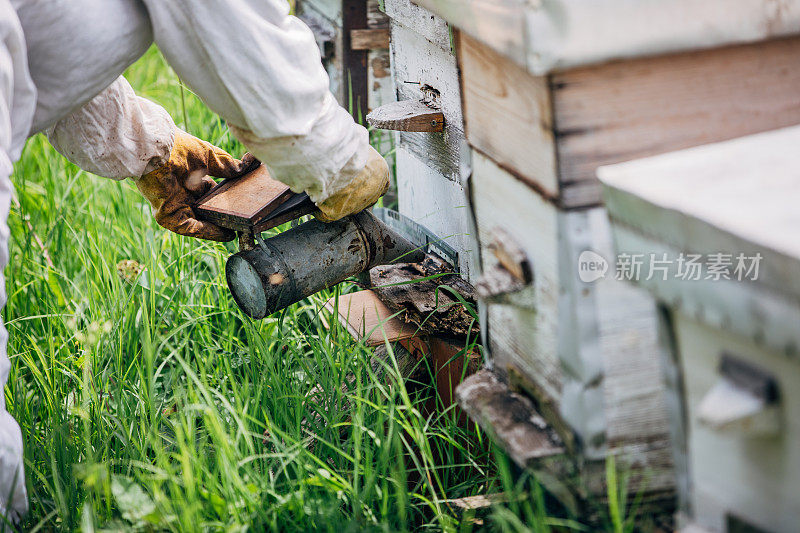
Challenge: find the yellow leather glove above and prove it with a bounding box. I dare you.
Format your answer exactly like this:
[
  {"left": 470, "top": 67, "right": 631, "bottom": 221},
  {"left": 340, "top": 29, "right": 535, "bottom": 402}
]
[
  {"left": 136, "top": 129, "right": 255, "bottom": 242},
  {"left": 315, "top": 146, "right": 390, "bottom": 222}
]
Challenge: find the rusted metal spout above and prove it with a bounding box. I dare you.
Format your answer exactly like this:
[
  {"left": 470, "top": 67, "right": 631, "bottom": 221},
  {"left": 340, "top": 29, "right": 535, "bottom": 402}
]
[{"left": 225, "top": 210, "right": 425, "bottom": 318}]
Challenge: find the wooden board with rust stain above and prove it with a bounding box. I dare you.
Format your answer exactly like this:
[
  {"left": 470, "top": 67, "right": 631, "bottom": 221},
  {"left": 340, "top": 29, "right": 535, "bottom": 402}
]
[
  {"left": 195, "top": 163, "right": 314, "bottom": 232},
  {"left": 323, "top": 289, "right": 421, "bottom": 346}
]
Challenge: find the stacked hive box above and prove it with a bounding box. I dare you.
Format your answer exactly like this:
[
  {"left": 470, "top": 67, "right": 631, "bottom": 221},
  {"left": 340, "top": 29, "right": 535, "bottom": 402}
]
[
  {"left": 600, "top": 126, "right": 800, "bottom": 533},
  {"left": 411, "top": 0, "right": 800, "bottom": 505}
]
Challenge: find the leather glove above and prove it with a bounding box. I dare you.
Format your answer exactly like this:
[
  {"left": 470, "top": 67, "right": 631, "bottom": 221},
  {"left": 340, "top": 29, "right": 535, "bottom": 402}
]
[
  {"left": 136, "top": 129, "right": 255, "bottom": 241},
  {"left": 315, "top": 145, "right": 390, "bottom": 222}
]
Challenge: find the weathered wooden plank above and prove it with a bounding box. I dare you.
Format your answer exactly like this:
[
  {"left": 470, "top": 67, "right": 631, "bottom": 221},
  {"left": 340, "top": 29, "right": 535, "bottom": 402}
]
[
  {"left": 398, "top": 130, "right": 462, "bottom": 181},
  {"left": 456, "top": 32, "right": 558, "bottom": 201},
  {"left": 457, "top": 370, "right": 566, "bottom": 467},
  {"left": 553, "top": 36, "right": 800, "bottom": 208},
  {"left": 370, "top": 256, "right": 478, "bottom": 339},
  {"left": 367, "top": 99, "right": 444, "bottom": 132},
  {"left": 351, "top": 28, "right": 390, "bottom": 50},
  {"left": 456, "top": 369, "right": 579, "bottom": 510}
]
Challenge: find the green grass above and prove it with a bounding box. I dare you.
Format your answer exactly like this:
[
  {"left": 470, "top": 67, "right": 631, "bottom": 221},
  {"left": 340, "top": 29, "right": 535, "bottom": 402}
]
[
  {"left": 4, "top": 47, "right": 640, "bottom": 532},
  {"left": 4, "top": 47, "right": 491, "bottom": 532}
]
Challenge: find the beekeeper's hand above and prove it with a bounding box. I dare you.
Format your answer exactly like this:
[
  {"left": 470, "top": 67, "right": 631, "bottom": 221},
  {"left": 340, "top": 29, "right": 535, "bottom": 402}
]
[
  {"left": 314, "top": 145, "right": 389, "bottom": 222},
  {"left": 136, "top": 130, "right": 256, "bottom": 241}
]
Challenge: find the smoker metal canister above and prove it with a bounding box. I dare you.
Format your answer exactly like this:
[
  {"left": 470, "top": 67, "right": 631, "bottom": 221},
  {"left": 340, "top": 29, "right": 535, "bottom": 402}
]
[{"left": 225, "top": 210, "right": 424, "bottom": 318}]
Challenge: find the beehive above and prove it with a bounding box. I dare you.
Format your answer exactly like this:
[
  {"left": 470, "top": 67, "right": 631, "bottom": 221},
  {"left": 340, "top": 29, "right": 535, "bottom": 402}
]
[
  {"left": 406, "top": 0, "right": 800, "bottom": 506},
  {"left": 299, "top": 0, "right": 800, "bottom": 515}
]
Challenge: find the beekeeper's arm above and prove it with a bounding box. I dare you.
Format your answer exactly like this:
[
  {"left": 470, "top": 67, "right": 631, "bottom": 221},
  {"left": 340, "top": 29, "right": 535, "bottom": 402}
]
[
  {"left": 46, "top": 77, "right": 253, "bottom": 241},
  {"left": 139, "top": 0, "right": 388, "bottom": 222},
  {"left": 47, "top": 0, "right": 387, "bottom": 237}
]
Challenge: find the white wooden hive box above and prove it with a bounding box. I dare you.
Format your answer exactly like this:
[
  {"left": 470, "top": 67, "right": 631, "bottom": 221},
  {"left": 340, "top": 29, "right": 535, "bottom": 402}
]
[{"left": 599, "top": 125, "right": 800, "bottom": 533}]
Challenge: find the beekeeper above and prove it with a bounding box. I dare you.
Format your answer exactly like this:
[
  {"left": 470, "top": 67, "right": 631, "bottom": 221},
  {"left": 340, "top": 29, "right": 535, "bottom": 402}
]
[{"left": 0, "top": 0, "right": 389, "bottom": 520}]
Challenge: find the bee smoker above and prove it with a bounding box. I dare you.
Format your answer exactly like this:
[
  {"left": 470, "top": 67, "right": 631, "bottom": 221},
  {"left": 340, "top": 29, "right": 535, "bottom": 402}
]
[{"left": 225, "top": 210, "right": 424, "bottom": 318}]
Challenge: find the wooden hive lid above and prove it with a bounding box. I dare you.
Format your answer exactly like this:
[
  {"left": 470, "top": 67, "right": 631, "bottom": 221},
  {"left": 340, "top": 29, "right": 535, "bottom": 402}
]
[{"left": 599, "top": 125, "right": 800, "bottom": 353}]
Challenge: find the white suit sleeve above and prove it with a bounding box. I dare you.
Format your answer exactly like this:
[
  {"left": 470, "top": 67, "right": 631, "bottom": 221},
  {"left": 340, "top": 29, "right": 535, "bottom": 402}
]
[
  {"left": 45, "top": 77, "right": 175, "bottom": 180},
  {"left": 140, "top": 0, "right": 371, "bottom": 203},
  {"left": 0, "top": 0, "right": 33, "bottom": 521}
]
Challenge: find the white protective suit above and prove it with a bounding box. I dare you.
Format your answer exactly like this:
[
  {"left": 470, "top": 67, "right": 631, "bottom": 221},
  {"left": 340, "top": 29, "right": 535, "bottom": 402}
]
[{"left": 0, "top": 0, "right": 371, "bottom": 520}]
